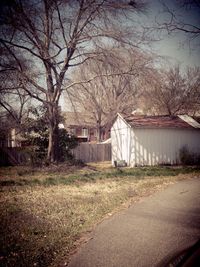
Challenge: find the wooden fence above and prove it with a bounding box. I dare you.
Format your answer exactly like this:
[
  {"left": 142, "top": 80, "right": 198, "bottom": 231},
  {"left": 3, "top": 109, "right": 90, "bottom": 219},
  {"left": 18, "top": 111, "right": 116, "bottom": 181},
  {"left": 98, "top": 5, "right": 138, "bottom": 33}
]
[
  {"left": 0, "top": 147, "right": 28, "bottom": 166},
  {"left": 72, "top": 143, "right": 111, "bottom": 163},
  {"left": 0, "top": 143, "right": 111, "bottom": 166}
]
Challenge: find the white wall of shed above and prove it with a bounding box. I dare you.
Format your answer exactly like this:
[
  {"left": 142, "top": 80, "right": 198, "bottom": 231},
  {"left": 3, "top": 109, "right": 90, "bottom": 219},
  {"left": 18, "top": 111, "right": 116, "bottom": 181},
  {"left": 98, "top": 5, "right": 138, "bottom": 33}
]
[
  {"left": 111, "top": 116, "right": 131, "bottom": 165},
  {"left": 129, "top": 128, "right": 200, "bottom": 166}
]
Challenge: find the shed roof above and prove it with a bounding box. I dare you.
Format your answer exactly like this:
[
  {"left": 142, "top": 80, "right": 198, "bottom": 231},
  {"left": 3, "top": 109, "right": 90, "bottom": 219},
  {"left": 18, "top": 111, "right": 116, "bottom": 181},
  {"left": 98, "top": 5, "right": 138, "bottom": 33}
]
[{"left": 121, "top": 114, "right": 200, "bottom": 129}]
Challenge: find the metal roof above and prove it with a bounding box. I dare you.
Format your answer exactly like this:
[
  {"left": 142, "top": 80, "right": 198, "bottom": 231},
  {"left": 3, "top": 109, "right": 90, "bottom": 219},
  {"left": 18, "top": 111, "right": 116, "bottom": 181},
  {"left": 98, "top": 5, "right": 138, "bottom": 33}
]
[
  {"left": 178, "top": 115, "right": 200, "bottom": 129},
  {"left": 121, "top": 114, "right": 200, "bottom": 129}
]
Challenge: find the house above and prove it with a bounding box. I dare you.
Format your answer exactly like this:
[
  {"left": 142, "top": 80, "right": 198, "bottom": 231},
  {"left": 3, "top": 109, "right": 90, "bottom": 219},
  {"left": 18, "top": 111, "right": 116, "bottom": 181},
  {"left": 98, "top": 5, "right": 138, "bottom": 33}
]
[
  {"left": 63, "top": 112, "right": 110, "bottom": 142},
  {"left": 0, "top": 123, "right": 22, "bottom": 148},
  {"left": 111, "top": 113, "right": 200, "bottom": 166}
]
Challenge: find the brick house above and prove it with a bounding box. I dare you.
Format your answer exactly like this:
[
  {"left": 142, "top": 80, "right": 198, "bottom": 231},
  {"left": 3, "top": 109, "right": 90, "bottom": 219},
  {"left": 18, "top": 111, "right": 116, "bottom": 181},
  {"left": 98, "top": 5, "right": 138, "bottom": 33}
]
[{"left": 63, "top": 112, "right": 110, "bottom": 142}]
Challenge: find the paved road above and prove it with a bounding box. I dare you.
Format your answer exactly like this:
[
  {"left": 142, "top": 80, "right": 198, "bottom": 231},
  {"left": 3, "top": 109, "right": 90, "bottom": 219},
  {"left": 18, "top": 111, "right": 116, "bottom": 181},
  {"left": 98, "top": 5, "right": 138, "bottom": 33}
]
[{"left": 67, "top": 178, "right": 200, "bottom": 267}]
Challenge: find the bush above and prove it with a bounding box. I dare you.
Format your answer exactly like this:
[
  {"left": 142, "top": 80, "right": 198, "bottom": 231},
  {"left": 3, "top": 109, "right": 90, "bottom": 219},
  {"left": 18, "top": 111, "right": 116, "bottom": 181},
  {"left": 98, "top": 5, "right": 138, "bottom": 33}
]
[
  {"left": 25, "top": 129, "right": 78, "bottom": 165},
  {"left": 57, "top": 128, "right": 78, "bottom": 162},
  {"left": 22, "top": 106, "right": 79, "bottom": 164},
  {"left": 179, "top": 146, "right": 200, "bottom": 165}
]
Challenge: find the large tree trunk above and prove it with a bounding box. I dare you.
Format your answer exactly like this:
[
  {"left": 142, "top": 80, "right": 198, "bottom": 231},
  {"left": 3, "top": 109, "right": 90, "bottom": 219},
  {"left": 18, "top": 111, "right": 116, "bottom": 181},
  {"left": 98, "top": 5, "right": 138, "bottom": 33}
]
[
  {"left": 47, "top": 104, "right": 59, "bottom": 163},
  {"left": 47, "top": 124, "right": 59, "bottom": 162},
  {"left": 96, "top": 122, "right": 102, "bottom": 143}
]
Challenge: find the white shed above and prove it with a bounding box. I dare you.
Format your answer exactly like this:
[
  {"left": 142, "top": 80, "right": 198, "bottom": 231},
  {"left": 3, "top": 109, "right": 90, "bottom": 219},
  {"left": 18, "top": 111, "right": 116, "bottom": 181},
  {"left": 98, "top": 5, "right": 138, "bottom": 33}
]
[{"left": 111, "top": 113, "right": 200, "bottom": 166}]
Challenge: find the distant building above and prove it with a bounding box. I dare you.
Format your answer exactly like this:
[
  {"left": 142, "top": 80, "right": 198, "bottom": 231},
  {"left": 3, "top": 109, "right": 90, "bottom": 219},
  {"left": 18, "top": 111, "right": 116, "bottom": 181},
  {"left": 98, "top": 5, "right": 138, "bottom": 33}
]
[{"left": 63, "top": 112, "right": 110, "bottom": 142}]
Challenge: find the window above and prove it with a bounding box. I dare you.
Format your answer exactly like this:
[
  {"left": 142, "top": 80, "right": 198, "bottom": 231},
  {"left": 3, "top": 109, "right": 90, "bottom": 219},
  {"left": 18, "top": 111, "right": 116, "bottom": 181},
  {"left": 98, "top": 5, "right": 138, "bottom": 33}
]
[
  {"left": 94, "top": 129, "right": 97, "bottom": 137},
  {"left": 70, "top": 128, "right": 76, "bottom": 135},
  {"left": 82, "top": 128, "right": 88, "bottom": 136}
]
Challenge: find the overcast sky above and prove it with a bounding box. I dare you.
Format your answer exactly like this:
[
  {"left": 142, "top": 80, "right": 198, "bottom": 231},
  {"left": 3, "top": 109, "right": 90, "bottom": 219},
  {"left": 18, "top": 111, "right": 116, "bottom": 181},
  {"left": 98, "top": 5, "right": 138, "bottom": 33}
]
[
  {"left": 61, "top": 0, "right": 200, "bottom": 110},
  {"left": 147, "top": 0, "right": 200, "bottom": 67}
]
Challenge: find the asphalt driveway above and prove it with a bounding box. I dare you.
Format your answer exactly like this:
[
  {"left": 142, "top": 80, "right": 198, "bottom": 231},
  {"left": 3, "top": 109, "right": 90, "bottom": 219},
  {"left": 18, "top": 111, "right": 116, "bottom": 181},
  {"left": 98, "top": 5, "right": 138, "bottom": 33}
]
[{"left": 67, "top": 178, "right": 200, "bottom": 267}]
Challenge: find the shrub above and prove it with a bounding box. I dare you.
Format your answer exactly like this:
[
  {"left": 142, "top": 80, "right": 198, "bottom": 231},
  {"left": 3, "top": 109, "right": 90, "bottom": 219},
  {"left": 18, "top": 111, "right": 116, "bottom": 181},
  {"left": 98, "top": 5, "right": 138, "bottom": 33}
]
[
  {"left": 179, "top": 146, "right": 200, "bottom": 165},
  {"left": 57, "top": 128, "right": 78, "bottom": 162},
  {"left": 25, "top": 129, "right": 78, "bottom": 165}
]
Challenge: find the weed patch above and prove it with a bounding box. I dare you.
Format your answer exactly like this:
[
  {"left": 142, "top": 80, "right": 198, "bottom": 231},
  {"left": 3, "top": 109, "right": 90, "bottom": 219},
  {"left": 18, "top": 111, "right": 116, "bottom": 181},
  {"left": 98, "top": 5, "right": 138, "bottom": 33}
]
[{"left": 1, "top": 165, "right": 199, "bottom": 188}]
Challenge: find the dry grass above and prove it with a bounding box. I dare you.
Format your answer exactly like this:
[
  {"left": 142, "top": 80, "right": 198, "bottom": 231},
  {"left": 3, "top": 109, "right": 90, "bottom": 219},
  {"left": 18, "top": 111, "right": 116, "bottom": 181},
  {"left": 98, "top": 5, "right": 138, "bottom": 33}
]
[{"left": 0, "top": 163, "right": 199, "bottom": 267}]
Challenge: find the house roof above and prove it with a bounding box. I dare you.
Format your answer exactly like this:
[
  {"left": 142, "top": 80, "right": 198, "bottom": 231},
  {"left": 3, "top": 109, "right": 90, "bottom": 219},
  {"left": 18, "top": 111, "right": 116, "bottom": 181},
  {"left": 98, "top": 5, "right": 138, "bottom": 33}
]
[
  {"left": 63, "top": 112, "right": 95, "bottom": 127},
  {"left": 120, "top": 114, "right": 200, "bottom": 129}
]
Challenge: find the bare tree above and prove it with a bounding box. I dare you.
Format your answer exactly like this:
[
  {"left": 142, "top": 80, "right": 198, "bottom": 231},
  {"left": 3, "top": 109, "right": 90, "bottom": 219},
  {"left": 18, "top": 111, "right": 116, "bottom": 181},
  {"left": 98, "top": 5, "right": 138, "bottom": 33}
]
[
  {"left": 0, "top": 0, "right": 149, "bottom": 162},
  {"left": 66, "top": 47, "right": 154, "bottom": 141},
  {"left": 0, "top": 73, "right": 30, "bottom": 122},
  {"left": 158, "top": 0, "right": 200, "bottom": 45},
  {"left": 142, "top": 64, "right": 200, "bottom": 115}
]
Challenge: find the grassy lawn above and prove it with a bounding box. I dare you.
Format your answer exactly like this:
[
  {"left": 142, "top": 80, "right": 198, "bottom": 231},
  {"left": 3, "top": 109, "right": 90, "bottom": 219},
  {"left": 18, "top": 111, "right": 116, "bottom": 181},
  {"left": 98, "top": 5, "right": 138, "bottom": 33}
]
[{"left": 0, "top": 162, "right": 200, "bottom": 267}]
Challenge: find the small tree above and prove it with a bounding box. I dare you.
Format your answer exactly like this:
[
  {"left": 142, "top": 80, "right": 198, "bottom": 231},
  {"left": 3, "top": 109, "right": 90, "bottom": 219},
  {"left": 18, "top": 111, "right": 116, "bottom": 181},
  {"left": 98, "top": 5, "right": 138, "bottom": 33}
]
[{"left": 24, "top": 106, "right": 78, "bottom": 163}]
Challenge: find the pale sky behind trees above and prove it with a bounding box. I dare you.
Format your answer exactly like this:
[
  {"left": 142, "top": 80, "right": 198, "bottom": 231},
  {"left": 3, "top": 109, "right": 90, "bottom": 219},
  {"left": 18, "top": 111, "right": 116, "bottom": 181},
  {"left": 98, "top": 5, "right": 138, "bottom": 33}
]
[
  {"left": 61, "top": 0, "right": 200, "bottom": 110},
  {"left": 148, "top": 0, "right": 200, "bottom": 67}
]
